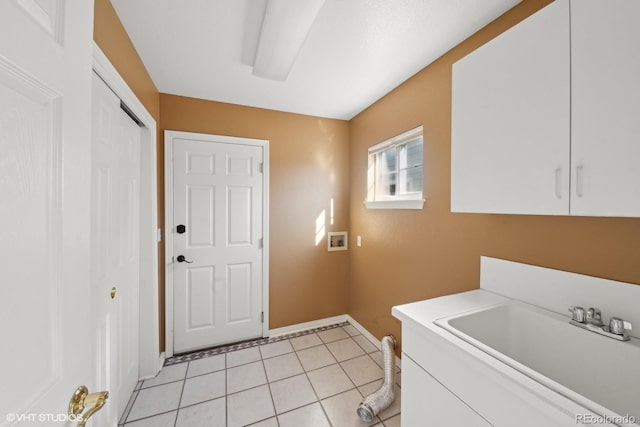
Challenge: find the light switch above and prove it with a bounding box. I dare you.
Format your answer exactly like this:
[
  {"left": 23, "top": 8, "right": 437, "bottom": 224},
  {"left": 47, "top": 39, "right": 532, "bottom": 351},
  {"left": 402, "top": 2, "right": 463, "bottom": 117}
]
[{"left": 357, "top": 235, "right": 362, "bottom": 247}]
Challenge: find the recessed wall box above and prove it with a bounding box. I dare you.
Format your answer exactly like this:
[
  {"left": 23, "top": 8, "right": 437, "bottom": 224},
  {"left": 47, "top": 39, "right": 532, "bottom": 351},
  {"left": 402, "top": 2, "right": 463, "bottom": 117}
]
[{"left": 328, "top": 231, "right": 348, "bottom": 251}]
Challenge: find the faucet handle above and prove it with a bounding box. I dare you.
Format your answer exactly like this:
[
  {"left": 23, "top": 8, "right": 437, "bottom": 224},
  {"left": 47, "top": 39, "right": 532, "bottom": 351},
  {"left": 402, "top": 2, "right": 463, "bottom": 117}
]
[
  {"left": 586, "top": 307, "right": 603, "bottom": 326},
  {"left": 609, "top": 317, "right": 632, "bottom": 335},
  {"left": 568, "top": 306, "right": 586, "bottom": 323}
]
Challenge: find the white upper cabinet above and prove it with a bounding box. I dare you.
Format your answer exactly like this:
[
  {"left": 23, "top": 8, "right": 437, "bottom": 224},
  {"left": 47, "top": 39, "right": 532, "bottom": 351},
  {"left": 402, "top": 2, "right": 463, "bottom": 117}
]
[
  {"left": 570, "top": 0, "right": 640, "bottom": 217},
  {"left": 451, "top": 0, "right": 640, "bottom": 217},
  {"left": 451, "top": 0, "right": 570, "bottom": 215}
]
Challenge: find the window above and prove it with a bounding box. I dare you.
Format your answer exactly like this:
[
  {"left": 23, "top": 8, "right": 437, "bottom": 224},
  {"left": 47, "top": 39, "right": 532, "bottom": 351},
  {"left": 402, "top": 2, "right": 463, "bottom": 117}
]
[{"left": 366, "top": 126, "right": 424, "bottom": 209}]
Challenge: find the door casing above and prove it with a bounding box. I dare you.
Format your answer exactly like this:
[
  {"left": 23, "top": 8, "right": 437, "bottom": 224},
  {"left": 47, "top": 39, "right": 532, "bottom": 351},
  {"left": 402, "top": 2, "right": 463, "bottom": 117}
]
[
  {"left": 164, "top": 130, "right": 270, "bottom": 358},
  {"left": 92, "top": 43, "right": 161, "bottom": 379}
]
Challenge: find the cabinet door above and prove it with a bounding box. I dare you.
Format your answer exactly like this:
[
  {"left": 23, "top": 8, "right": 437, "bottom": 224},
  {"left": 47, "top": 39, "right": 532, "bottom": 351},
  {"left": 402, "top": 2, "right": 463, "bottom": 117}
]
[
  {"left": 570, "top": 0, "right": 640, "bottom": 217},
  {"left": 402, "top": 355, "right": 490, "bottom": 427},
  {"left": 451, "top": 0, "right": 570, "bottom": 214}
]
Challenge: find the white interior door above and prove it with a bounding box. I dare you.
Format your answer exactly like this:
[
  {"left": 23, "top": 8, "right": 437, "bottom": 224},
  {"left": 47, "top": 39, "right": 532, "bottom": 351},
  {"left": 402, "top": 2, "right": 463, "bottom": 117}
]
[
  {"left": 172, "top": 135, "right": 264, "bottom": 354},
  {"left": 91, "top": 72, "right": 141, "bottom": 424},
  {"left": 0, "top": 0, "right": 98, "bottom": 425}
]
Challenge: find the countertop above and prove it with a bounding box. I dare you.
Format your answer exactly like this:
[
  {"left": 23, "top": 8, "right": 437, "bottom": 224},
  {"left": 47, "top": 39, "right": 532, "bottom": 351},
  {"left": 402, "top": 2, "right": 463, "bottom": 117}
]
[{"left": 392, "top": 289, "right": 508, "bottom": 329}]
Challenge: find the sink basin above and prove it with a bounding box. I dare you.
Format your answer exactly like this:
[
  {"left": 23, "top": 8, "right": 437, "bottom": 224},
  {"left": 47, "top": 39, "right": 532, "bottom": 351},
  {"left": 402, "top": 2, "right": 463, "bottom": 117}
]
[{"left": 434, "top": 301, "right": 640, "bottom": 425}]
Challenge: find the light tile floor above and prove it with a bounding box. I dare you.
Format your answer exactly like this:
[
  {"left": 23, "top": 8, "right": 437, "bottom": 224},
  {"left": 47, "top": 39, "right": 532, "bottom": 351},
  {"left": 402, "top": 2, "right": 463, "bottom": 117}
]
[{"left": 120, "top": 323, "right": 401, "bottom": 427}]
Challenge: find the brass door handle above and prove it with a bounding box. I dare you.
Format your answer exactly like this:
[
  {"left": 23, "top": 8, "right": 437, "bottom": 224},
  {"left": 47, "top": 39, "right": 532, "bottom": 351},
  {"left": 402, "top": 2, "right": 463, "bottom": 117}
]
[{"left": 68, "top": 385, "right": 109, "bottom": 427}]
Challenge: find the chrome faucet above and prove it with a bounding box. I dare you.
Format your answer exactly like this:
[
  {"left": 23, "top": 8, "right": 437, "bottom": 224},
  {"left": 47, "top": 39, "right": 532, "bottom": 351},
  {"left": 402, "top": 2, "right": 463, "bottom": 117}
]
[
  {"left": 568, "top": 306, "right": 632, "bottom": 341},
  {"left": 586, "top": 307, "right": 603, "bottom": 326}
]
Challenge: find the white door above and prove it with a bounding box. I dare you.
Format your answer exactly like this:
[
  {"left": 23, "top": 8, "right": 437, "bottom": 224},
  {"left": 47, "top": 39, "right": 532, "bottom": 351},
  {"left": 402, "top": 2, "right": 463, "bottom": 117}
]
[
  {"left": 172, "top": 134, "right": 264, "bottom": 354},
  {"left": 91, "top": 73, "right": 141, "bottom": 425},
  {"left": 0, "top": 1, "right": 98, "bottom": 426}
]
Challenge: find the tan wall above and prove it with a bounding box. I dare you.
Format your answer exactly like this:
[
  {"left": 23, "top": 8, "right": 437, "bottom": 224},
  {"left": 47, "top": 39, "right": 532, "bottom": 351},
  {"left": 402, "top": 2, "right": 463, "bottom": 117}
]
[
  {"left": 95, "top": 0, "right": 640, "bottom": 356},
  {"left": 93, "top": 0, "right": 160, "bottom": 120},
  {"left": 160, "top": 94, "right": 351, "bottom": 329},
  {"left": 93, "top": 0, "right": 165, "bottom": 348},
  {"left": 94, "top": 0, "right": 349, "bottom": 349},
  {"left": 348, "top": 0, "right": 640, "bottom": 354}
]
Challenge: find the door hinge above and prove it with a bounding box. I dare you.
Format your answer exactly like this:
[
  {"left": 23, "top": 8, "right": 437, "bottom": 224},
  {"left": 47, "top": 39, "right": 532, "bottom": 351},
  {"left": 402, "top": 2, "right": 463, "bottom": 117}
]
[
  {"left": 258, "top": 162, "right": 263, "bottom": 173},
  {"left": 258, "top": 237, "right": 263, "bottom": 249},
  {"left": 261, "top": 312, "right": 264, "bottom": 323}
]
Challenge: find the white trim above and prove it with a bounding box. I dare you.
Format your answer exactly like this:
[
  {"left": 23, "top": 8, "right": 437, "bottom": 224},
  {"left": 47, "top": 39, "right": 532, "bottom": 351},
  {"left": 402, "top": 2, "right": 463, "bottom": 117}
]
[
  {"left": 268, "top": 313, "right": 401, "bottom": 369},
  {"left": 164, "top": 133, "right": 173, "bottom": 358},
  {"left": 269, "top": 315, "right": 348, "bottom": 337},
  {"left": 346, "top": 315, "right": 402, "bottom": 369},
  {"left": 364, "top": 199, "right": 425, "bottom": 210},
  {"left": 262, "top": 146, "right": 270, "bottom": 339},
  {"left": 366, "top": 125, "right": 424, "bottom": 207},
  {"left": 164, "top": 130, "right": 270, "bottom": 358},
  {"left": 368, "top": 125, "right": 424, "bottom": 154},
  {"left": 92, "top": 43, "right": 162, "bottom": 379}
]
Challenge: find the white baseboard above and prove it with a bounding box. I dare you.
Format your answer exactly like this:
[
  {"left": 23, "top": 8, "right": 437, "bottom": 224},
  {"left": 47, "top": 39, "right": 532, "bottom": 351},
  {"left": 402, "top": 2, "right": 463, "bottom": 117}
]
[
  {"left": 345, "top": 315, "right": 402, "bottom": 369},
  {"left": 139, "top": 352, "right": 165, "bottom": 381},
  {"left": 344, "top": 315, "right": 381, "bottom": 349},
  {"left": 269, "top": 314, "right": 348, "bottom": 337},
  {"left": 158, "top": 351, "right": 166, "bottom": 371},
  {"left": 270, "top": 314, "right": 402, "bottom": 369}
]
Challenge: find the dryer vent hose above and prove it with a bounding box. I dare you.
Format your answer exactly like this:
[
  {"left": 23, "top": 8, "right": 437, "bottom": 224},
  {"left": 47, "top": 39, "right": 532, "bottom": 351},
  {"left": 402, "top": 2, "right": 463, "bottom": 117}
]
[{"left": 356, "top": 335, "right": 397, "bottom": 422}]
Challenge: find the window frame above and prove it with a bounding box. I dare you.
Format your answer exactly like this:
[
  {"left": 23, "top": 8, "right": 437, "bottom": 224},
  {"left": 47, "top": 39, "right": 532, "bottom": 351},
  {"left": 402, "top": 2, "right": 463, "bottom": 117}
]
[{"left": 365, "top": 126, "right": 425, "bottom": 210}]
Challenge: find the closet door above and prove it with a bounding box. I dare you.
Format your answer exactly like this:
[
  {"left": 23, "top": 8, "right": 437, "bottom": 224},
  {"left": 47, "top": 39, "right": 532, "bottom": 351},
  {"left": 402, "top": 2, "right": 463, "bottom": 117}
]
[
  {"left": 570, "top": 0, "right": 640, "bottom": 217},
  {"left": 91, "top": 72, "right": 141, "bottom": 423},
  {"left": 451, "top": 0, "right": 570, "bottom": 215}
]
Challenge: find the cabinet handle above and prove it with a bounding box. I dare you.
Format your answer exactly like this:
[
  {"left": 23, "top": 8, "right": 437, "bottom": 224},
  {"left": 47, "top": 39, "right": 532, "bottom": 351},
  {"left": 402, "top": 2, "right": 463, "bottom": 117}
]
[
  {"left": 576, "top": 165, "right": 584, "bottom": 198},
  {"left": 555, "top": 167, "right": 562, "bottom": 199}
]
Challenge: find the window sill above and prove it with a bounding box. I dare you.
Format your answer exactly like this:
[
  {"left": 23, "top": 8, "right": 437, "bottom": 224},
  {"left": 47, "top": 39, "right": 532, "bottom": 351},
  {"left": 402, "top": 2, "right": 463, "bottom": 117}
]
[{"left": 364, "top": 199, "right": 425, "bottom": 210}]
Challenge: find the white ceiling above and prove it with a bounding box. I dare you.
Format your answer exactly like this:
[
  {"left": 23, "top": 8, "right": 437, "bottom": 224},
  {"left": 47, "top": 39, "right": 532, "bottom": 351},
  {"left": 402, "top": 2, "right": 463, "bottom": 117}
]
[{"left": 111, "top": 0, "right": 521, "bottom": 120}]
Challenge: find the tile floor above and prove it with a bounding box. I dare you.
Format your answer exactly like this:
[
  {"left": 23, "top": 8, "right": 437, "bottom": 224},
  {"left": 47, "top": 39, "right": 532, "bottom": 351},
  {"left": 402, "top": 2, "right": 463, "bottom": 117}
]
[{"left": 120, "top": 323, "right": 401, "bottom": 427}]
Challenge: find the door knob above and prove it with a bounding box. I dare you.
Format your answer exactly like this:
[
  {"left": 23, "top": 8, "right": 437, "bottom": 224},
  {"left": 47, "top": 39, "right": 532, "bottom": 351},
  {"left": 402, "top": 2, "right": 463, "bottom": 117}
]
[
  {"left": 176, "top": 255, "right": 193, "bottom": 263},
  {"left": 68, "top": 385, "right": 109, "bottom": 427}
]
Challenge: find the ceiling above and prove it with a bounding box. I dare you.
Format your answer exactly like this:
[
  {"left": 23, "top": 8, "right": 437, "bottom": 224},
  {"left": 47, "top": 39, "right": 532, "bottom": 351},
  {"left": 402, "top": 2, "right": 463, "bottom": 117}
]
[{"left": 111, "top": 0, "right": 521, "bottom": 120}]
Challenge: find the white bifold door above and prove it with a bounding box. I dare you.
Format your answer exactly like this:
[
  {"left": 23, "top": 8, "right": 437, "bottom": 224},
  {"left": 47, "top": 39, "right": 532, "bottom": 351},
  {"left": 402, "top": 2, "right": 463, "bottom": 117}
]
[
  {"left": 91, "top": 72, "right": 141, "bottom": 424},
  {"left": 171, "top": 134, "right": 265, "bottom": 354}
]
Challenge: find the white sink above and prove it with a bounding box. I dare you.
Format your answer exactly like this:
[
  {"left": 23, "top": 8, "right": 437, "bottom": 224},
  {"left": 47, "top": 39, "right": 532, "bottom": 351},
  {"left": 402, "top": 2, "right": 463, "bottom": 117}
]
[{"left": 434, "top": 300, "right": 640, "bottom": 425}]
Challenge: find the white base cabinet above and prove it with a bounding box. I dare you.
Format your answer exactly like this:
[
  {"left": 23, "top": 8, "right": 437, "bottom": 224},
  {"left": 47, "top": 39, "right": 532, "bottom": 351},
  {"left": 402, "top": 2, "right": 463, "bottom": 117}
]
[
  {"left": 402, "top": 355, "right": 490, "bottom": 426},
  {"left": 399, "top": 322, "right": 611, "bottom": 427},
  {"left": 451, "top": 0, "right": 640, "bottom": 217}
]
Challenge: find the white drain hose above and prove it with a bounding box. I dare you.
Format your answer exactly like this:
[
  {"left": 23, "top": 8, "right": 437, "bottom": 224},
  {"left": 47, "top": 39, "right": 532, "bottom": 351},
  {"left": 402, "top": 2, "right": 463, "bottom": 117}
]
[{"left": 357, "top": 335, "right": 397, "bottom": 422}]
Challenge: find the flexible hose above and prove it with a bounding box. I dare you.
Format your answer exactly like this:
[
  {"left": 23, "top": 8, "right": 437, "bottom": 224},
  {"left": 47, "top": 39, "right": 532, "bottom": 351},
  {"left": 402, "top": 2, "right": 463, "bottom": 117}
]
[{"left": 357, "top": 335, "right": 397, "bottom": 422}]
